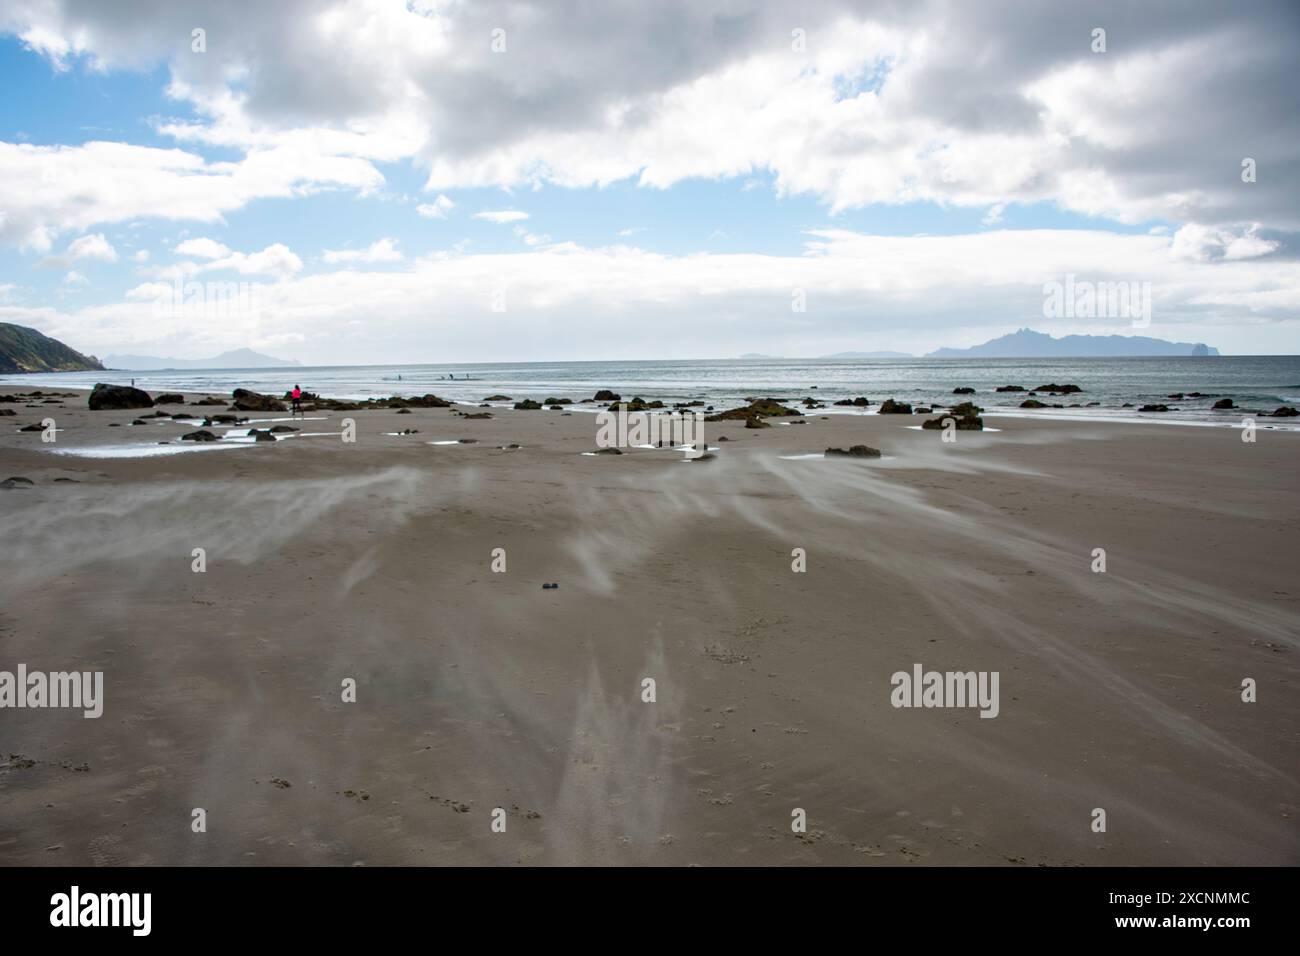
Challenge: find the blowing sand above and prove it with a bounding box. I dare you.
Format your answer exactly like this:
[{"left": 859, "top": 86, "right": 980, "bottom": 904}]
[{"left": 1, "top": 387, "right": 1296, "bottom": 866}]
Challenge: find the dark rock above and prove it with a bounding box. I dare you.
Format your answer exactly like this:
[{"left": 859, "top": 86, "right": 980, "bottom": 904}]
[
  {"left": 706, "top": 398, "right": 800, "bottom": 421},
  {"left": 269, "top": 425, "right": 298, "bottom": 433},
  {"left": 462, "top": 412, "right": 492, "bottom": 419},
  {"left": 0, "top": 409, "right": 13, "bottom": 416},
  {"left": 594, "top": 447, "right": 623, "bottom": 454},
  {"left": 1212, "top": 398, "right": 1235, "bottom": 410},
  {"left": 1032, "top": 383, "right": 1083, "bottom": 394},
  {"left": 192, "top": 397, "right": 226, "bottom": 405},
  {"left": 154, "top": 393, "right": 185, "bottom": 404},
  {"left": 249, "top": 428, "right": 277, "bottom": 442},
  {"left": 743, "top": 415, "right": 769, "bottom": 429},
  {"left": 1167, "top": 393, "right": 1185, "bottom": 400},
  {"left": 995, "top": 385, "right": 1025, "bottom": 392},
  {"left": 825, "top": 445, "right": 882, "bottom": 458},
  {"left": 482, "top": 395, "right": 513, "bottom": 402},
  {"left": 1138, "top": 404, "right": 1171, "bottom": 412},
  {"left": 18, "top": 423, "right": 43, "bottom": 431},
  {"left": 1, "top": 476, "right": 35, "bottom": 489},
  {"left": 948, "top": 401, "right": 983, "bottom": 417},
  {"left": 457, "top": 438, "right": 478, "bottom": 444},
  {"left": 514, "top": 400, "right": 542, "bottom": 410},
  {"left": 878, "top": 399, "right": 912, "bottom": 414},
  {"left": 131, "top": 418, "right": 148, "bottom": 426},
  {"left": 1271, "top": 406, "right": 1299, "bottom": 417},
  {"left": 88, "top": 383, "right": 154, "bottom": 411},
  {"left": 396, "top": 408, "right": 412, "bottom": 414},
  {"left": 1020, "top": 399, "right": 1048, "bottom": 408},
  {"left": 180, "top": 429, "right": 219, "bottom": 442},
  {"left": 915, "top": 406, "right": 932, "bottom": 414},
  {"left": 593, "top": 390, "right": 620, "bottom": 402},
  {"left": 231, "top": 388, "right": 287, "bottom": 412},
  {"left": 544, "top": 397, "right": 572, "bottom": 405},
  {"left": 922, "top": 413, "right": 984, "bottom": 430},
  {"left": 953, "top": 387, "right": 975, "bottom": 394}
]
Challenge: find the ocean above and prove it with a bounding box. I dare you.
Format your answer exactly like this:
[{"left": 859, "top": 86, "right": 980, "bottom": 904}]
[{"left": 5, "top": 356, "right": 1300, "bottom": 428}]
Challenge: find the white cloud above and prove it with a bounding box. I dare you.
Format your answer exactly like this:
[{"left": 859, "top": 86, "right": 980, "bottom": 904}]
[
  {"left": 175, "top": 237, "right": 232, "bottom": 259},
  {"left": 473, "top": 210, "right": 529, "bottom": 224},
  {"left": 12, "top": 227, "right": 1300, "bottom": 361},
  {"left": 416, "top": 194, "right": 455, "bottom": 219},
  {"left": 322, "top": 238, "right": 403, "bottom": 264},
  {"left": 39, "top": 232, "right": 118, "bottom": 267}
]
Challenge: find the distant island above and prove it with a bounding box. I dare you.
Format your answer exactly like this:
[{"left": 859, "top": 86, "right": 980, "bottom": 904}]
[
  {"left": 927, "top": 328, "right": 1219, "bottom": 358},
  {"left": 0, "top": 322, "right": 104, "bottom": 373},
  {"left": 103, "top": 348, "right": 302, "bottom": 370}
]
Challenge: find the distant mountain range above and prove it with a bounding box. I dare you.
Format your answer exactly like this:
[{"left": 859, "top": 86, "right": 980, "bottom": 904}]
[
  {"left": 103, "top": 348, "right": 302, "bottom": 370},
  {"left": 0, "top": 322, "right": 104, "bottom": 373},
  {"left": 926, "top": 328, "right": 1219, "bottom": 358}
]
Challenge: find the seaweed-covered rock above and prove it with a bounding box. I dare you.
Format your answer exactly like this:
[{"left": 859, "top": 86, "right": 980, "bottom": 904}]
[
  {"left": 1032, "top": 383, "right": 1083, "bottom": 394},
  {"left": 706, "top": 398, "right": 801, "bottom": 421},
  {"left": 514, "top": 400, "right": 542, "bottom": 410},
  {"left": 231, "top": 388, "right": 287, "bottom": 412},
  {"left": 824, "top": 445, "right": 881, "bottom": 458},
  {"left": 922, "top": 413, "right": 984, "bottom": 431},
  {"left": 1020, "top": 399, "right": 1048, "bottom": 409},
  {"left": 878, "top": 399, "right": 912, "bottom": 414}
]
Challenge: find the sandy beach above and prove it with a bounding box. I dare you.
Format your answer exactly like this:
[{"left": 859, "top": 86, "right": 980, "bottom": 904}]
[{"left": 0, "top": 385, "right": 1296, "bottom": 866}]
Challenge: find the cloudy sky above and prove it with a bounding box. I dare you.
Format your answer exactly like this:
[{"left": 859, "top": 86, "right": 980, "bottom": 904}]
[{"left": 1, "top": 0, "right": 1298, "bottom": 362}]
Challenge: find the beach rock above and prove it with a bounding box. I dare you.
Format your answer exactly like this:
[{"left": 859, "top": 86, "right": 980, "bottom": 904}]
[
  {"left": 192, "top": 397, "right": 226, "bottom": 405},
  {"left": 594, "top": 446, "right": 623, "bottom": 454},
  {"left": 211, "top": 414, "right": 245, "bottom": 424},
  {"left": 1271, "top": 406, "right": 1299, "bottom": 417},
  {"left": 915, "top": 406, "right": 932, "bottom": 414},
  {"left": 231, "top": 388, "right": 287, "bottom": 412},
  {"left": 1167, "top": 393, "right": 1185, "bottom": 400},
  {"left": 544, "top": 397, "right": 572, "bottom": 405},
  {"left": 717, "top": 435, "right": 730, "bottom": 441},
  {"left": 269, "top": 425, "right": 298, "bottom": 433},
  {"left": 88, "top": 383, "right": 154, "bottom": 410},
  {"left": 878, "top": 399, "right": 912, "bottom": 414},
  {"left": 18, "top": 423, "right": 43, "bottom": 431},
  {"left": 131, "top": 418, "right": 148, "bottom": 426},
  {"left": 457, "top": 438, "right": 478, "bottom": 444},
  {"left": 593, "top": 390, "right": 620, "bottom": 402},
  {"left": 514, "top": 400, "right": 542, "bottom": 410},
  {"left": 1212, "top": 398, "right": 1235, "bottom": 409},
  {"left": 1020, "top": 399, "right": 1048, "bottom": 408},
  {"left": 744, "top": 415, "right": 769, "bottom": 429},
  {"left": 922, "top": 412, "right": 984, "bottom": 430},
  {"left": 154, "top": 393, "right": 184, "bottom": 405},
  {"left": 833, "top": 396, "right": 871, "bottom": 407},
  {"left": 953, "top": 387, "right": 975, "bottom": 394},
  {"left": 825, "top": 445, "right": 881, "bottom": 458},
  {"left": 1, "top": 476, "right": 34, "bottom": 489},
  {"left": 398, "top": 394, "right": 451, "bottom": 408},
  {"left": 1138, "top": 404, "right": 1171, "bottom": 412},
  {"left": 948, "top": 401, "right": 983, "bottom": 417},
  {"left": 483, "top": 395, "right": 513, "bottom": 402},
  {"left": 995, "top": 385, "right": 1026, "bottom": 392},
  {"left": 462, "top": 412, "right": 492, "bottom": 419},
  {"left": 1032, "top": 383, "right": 1083, "bottom": 394},
  {"left": 396, "top": 408, "right": 412, "bottom": 414},
  {"left": 706, "top": 398, "right": 800, "bottom": 421},
  {"left": 249, "top": 428, "right": 277, "bottom": 442},
  {"left": 181, "top": 429, "right": 219, "bottom": 442}
]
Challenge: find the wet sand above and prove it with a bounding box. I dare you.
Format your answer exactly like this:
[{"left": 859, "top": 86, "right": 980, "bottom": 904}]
[{"left": 0, "top": 386, "right": 1297, "bottom": 865}]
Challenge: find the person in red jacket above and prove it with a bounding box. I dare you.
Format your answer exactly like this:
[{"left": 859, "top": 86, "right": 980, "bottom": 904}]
[{"left": 290, "top": 384, "right": 302, "bottom": 417}]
